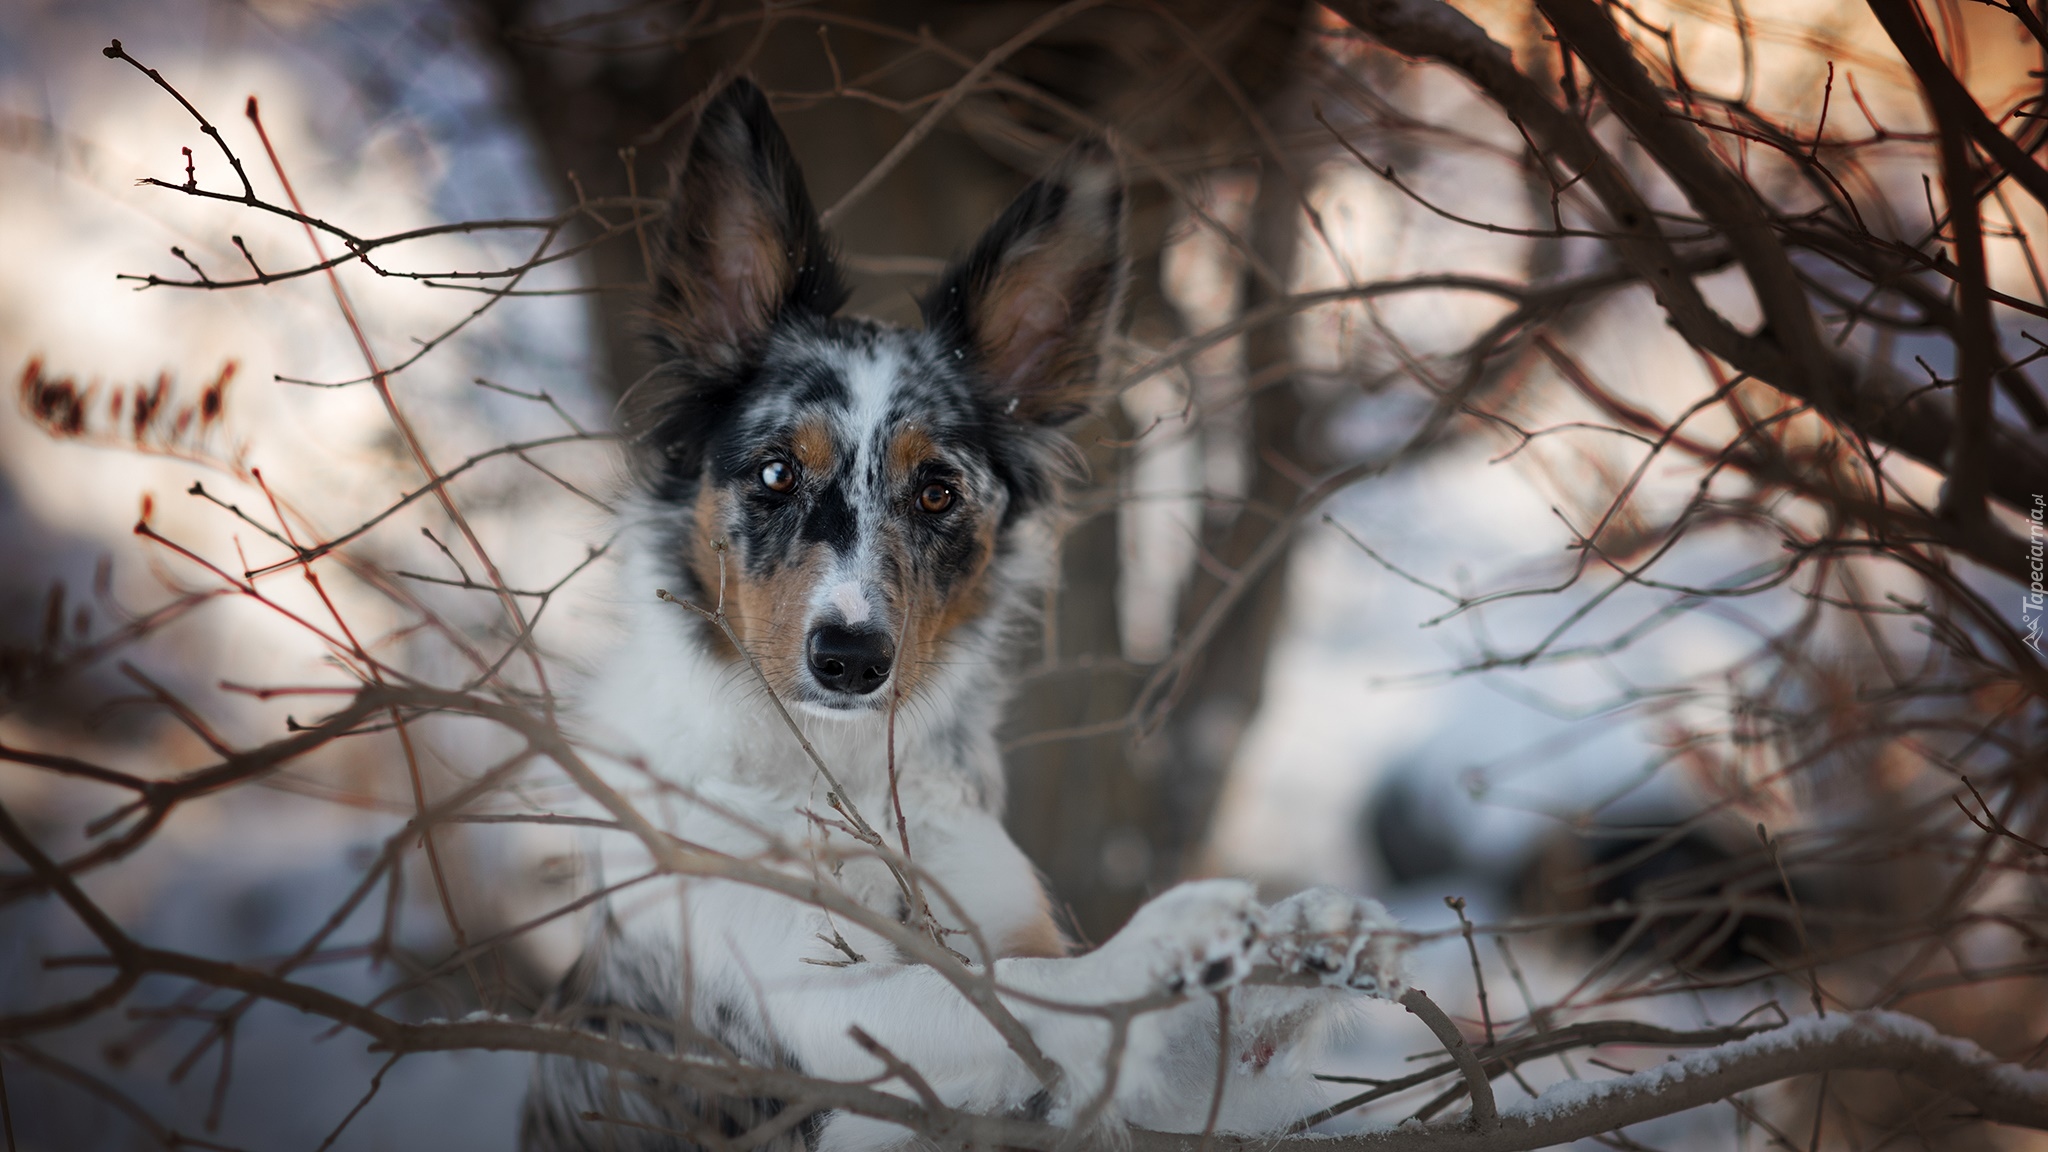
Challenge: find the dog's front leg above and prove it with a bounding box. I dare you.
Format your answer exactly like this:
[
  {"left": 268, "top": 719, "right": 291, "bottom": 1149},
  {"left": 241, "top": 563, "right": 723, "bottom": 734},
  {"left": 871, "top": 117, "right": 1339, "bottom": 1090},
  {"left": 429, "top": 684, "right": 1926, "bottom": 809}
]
[
  {"left": 758, "top": 880, "right": 1267, "bottom": 1151},
  {"left": 1120, "top": 889, "right": 1410, "bottom": 1134}
]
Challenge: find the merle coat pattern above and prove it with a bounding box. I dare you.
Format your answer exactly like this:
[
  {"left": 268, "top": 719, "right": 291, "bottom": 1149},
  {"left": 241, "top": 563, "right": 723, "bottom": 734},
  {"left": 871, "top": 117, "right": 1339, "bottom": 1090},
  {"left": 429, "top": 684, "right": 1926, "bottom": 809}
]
[{"left": 522, "top": 78, "right": 1408, "bottom": 1152}]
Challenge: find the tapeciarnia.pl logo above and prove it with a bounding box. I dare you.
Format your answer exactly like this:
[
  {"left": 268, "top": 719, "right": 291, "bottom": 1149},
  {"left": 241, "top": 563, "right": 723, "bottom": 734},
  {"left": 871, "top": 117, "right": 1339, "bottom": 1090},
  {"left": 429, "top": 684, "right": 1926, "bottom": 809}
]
[{"left": 2027, "top": 494, "right": 2046, "bottom": 655}]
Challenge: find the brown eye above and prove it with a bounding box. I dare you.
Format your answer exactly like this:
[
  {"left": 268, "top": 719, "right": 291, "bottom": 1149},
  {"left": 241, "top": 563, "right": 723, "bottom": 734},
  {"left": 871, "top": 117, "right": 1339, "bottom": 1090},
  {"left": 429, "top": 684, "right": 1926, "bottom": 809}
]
[
  {"left": 760, "top": 459, "right": 795, "bottom": 493},
  {"left": 917, "top": 481, "right": 955, "bottom": 514}
]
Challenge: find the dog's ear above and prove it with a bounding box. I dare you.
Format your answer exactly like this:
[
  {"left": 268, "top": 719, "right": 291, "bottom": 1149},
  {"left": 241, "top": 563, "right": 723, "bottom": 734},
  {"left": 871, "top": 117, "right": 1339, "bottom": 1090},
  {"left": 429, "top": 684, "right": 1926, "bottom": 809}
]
[
  {"left": 923, "top": 140, "right": 1127, "bottom": 425},
  {"left": 648, "top": 78, "right": 846, "bottom": 369}
]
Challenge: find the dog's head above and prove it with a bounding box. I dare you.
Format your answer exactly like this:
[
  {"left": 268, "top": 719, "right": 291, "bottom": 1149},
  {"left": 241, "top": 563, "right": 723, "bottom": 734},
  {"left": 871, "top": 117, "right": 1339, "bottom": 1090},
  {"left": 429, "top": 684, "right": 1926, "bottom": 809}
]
[{"left": 627, "top": 78, "right": 1126, "bottom": 714}]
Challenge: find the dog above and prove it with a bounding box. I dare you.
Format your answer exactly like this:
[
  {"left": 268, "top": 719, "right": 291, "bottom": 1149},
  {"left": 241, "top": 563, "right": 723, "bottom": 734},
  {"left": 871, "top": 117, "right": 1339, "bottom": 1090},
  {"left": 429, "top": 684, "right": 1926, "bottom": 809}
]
[{"left": 521, "top": 76, "right": 1408, "bottom": 1152}]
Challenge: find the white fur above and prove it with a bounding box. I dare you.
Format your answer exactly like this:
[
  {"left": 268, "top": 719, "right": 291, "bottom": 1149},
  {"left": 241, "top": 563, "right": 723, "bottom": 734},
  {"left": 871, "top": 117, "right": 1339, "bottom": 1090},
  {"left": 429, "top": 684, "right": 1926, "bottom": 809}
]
[{"left": 825, "top": 581, "right": 870, "bottom": 625}]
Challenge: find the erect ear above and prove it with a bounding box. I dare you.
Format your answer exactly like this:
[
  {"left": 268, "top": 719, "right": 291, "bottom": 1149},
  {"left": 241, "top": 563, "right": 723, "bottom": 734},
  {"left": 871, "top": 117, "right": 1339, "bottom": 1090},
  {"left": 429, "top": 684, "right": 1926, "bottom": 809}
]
[
  {"left": 648, "top": 77, "right": 846, "bottom": 369},
  {"left": 922, "top": 139, "right": 1127, "bottom": 425}
]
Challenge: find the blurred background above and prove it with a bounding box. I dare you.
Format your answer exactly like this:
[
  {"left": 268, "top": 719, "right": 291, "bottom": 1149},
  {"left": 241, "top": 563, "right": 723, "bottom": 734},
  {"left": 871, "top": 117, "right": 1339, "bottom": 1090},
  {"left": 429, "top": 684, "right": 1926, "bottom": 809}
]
[{"left": 2, "top": 0, "right": 2044, "bottom": 1148}]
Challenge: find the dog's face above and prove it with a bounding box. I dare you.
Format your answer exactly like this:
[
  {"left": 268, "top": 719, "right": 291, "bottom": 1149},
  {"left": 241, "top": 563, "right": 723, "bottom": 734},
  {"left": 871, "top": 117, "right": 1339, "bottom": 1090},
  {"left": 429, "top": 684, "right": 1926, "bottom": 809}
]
[{"left": 629, "top": 80, "right": 1126, "bottom": 713}]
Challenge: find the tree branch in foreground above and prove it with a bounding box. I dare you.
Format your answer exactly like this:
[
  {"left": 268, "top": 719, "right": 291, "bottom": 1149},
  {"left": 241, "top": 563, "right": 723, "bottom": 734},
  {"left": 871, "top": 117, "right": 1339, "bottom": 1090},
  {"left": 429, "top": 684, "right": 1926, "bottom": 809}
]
[{"left": 1126, "top": 1011, "right": 2045, "bottom": 1152}]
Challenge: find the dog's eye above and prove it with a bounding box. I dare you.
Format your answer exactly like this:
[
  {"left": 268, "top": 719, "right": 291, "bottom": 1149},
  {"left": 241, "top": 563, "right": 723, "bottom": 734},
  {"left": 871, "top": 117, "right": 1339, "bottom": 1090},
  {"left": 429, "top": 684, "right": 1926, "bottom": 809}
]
[
  {"left": 760, "top": 459, "right": 795, "bottom": 493},
  {"left": 916, "top": 481, "right": 955, "bottom": 514}
]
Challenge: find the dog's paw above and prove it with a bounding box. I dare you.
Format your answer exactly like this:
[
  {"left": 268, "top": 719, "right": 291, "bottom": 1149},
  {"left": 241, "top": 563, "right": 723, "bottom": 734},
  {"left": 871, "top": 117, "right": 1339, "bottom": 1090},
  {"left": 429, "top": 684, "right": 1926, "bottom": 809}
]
[
  {"left": 1261, "top": 888, "right": 1409, "bottom": 999},
  {"left": 1097, "top": 879, "right": 1264, "bottom": 999}
]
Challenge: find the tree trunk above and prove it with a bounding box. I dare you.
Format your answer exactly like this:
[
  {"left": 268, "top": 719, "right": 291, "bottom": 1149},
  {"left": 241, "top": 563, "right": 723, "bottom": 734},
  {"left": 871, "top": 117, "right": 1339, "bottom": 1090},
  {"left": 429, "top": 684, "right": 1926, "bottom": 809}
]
[{"left": 1147, "top": 110, "right": 1309, "bottom": 887}]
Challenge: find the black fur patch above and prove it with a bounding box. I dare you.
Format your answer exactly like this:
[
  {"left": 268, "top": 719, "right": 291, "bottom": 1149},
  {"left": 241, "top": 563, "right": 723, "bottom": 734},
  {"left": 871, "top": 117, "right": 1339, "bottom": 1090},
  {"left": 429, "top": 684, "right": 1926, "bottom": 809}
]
[{"left": 524, "top": 949, "right": 823, "bottom": 1152}]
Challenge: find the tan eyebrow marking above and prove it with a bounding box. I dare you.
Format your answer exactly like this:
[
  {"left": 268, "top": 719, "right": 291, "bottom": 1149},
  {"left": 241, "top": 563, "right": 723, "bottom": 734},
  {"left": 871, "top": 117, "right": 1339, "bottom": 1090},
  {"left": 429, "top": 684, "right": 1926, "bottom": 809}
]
[
  {"left": 792, "top": 418, "right": 834, "bottom": 472},
  {"left": 889, "top": 424, "right": 938, "bottom": 479}
]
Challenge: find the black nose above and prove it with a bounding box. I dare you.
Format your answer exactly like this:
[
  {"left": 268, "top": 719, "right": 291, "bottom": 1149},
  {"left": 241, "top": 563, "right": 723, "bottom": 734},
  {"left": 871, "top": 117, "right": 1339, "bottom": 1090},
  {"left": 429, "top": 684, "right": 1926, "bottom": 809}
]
[{"left": 806, "top": 625, "right": 894, "bottom": 695}]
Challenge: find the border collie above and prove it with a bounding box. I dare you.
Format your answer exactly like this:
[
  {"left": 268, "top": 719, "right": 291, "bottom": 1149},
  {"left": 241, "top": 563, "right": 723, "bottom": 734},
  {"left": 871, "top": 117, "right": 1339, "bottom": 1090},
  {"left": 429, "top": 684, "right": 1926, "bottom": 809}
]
[{"left": 523, "top": 77, "right": 1408, "bottom": 1152}]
